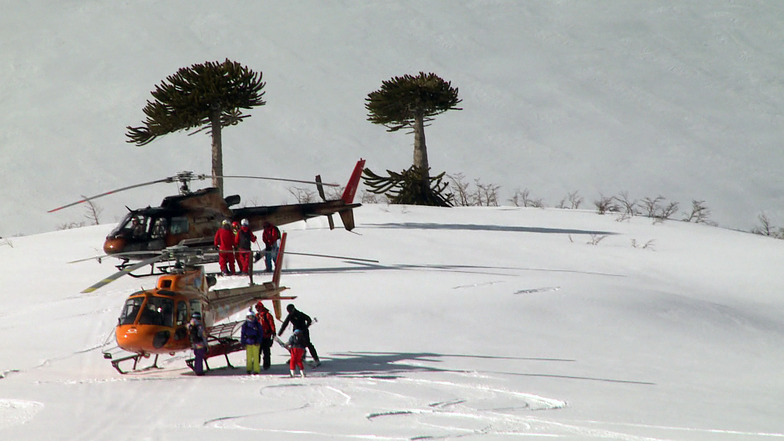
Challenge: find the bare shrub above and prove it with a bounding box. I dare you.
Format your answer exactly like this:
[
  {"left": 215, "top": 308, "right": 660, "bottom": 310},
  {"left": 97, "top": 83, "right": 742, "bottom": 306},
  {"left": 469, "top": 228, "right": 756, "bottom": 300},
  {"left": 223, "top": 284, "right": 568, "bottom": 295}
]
[
  {"left": 683, "top": 200, "right": 714, "bottom": 224},
  {"left": 509, "top": 188, "right": 545, "bottom": 208},
  {"left": 447, "top": 173, "right": 471, "bottom": 206},
  {"left": 288, "top": 187, "right": 316, "bottom": 203},
  {"left": 614, "top": 192, "right": 639, "bottom": 217},
  {"left": 557, "top": 191, "right": 583, "bottom": 209},
  {"left": 631, "top": 239, "right": 656, "bottom": 250},
  {"left": 57, "top": 221, "right": 86, "bottom": 230},
  {"left": 641, "top": 195, "right": 679, "bottom": 222},
  {"left": 474, "top": 179, "right": 500, "bottom": 207},
  {"left": 82, "top": 197, "right": 102, "bottom": 225},
  {"left": 587, "top": 234, "right": 607, "bottom": 245},
  {"left": 361, "top": 190, "right": 386, "bottom": 204},
  {"left": 752, "top": 213, "right": 784, "bottom": 239},
  {"left": 594, "top": 194, "right": 619, "bottom": 214}
]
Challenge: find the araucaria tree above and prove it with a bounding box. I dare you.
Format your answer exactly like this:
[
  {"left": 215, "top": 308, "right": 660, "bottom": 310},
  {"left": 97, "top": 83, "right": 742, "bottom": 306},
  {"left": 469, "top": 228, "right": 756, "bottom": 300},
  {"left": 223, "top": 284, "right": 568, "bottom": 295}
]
[
  {"left": 364, "top": 72, "right": 461, "bottom": 206},
  {"left": 126, "top": 59, "right": 266, "bottom": 196}
]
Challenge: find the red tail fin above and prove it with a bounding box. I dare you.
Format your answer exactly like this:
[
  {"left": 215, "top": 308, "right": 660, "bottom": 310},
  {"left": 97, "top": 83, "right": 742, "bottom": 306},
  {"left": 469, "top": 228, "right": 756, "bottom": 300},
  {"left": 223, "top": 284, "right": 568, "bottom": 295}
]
[
  {"left": 272, "top": 232, "right": 287, "bottom": 319},
  {"left": 341, "top": 159, "right": 366, "bottom": 204}
]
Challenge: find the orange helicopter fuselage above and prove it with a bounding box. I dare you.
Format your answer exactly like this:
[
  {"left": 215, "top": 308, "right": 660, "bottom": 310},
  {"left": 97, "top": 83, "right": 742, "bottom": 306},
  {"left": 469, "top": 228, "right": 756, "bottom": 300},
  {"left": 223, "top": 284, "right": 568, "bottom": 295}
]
[{"left": 114, "top": 267, "right": 214, "bottom": 355}]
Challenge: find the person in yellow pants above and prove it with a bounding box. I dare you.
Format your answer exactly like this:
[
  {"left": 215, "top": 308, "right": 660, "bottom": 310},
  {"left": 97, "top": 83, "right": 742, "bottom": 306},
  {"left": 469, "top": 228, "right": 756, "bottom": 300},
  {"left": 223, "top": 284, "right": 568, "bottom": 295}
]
[{"left": 240, "top": 311, "right": 263, "bottom": 374}]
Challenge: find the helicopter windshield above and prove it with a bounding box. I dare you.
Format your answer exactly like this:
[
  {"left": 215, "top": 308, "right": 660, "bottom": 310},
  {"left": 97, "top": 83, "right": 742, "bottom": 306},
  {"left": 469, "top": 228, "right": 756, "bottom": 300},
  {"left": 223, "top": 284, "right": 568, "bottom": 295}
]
[
  {"left": 110, "top": 213, "right": 148, "bottom": 239},
  {"left": 138, "top": 296, "right": 175, "bottom": 326},
  {"left": 119, "top": 295, "right": 175, "bottom": 326},
  {"left": 119, "top": 297, "right": 143, "bottom": 325}
]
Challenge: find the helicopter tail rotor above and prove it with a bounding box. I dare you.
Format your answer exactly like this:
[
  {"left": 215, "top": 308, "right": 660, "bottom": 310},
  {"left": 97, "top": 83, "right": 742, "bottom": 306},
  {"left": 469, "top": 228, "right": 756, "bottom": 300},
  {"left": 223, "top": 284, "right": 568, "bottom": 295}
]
[{"left": 315, "top": 175, "right": 336, "bottom": 230}]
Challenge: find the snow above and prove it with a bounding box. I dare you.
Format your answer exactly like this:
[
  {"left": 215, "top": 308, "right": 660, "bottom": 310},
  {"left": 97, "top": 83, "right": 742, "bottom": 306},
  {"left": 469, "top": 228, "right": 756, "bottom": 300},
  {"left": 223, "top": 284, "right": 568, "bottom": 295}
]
[
  {"left": 1, "top": 204, "right": 784, "bottom": 440},
  {"left": 2, "top": 1, "right": 784, "bottom": 237}
]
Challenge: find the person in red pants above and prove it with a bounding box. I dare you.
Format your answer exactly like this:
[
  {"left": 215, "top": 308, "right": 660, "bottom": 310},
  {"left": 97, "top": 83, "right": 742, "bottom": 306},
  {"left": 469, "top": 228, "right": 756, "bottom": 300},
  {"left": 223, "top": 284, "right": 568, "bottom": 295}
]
[
  {"left": 235, "top": 218, "right": 257, "bottom": 275},
  {"left": 213, "top": 219, "right": 236, "bottom": 275}
]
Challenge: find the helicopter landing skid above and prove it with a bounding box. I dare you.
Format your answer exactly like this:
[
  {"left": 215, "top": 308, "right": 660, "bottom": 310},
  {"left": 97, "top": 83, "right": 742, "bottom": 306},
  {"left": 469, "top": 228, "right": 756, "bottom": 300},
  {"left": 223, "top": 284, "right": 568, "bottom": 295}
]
[{"left": 105, "top": 351, "right": 161, "bottom": 375}]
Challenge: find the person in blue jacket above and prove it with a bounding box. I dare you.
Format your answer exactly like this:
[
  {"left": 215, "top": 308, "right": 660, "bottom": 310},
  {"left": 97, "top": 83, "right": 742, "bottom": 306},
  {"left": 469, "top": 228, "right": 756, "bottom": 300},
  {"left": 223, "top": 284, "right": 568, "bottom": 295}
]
[
  {"left": 188, "top": 312, "right": 208, "bottom": 376},
  {"left": 240, "top": 311, "right": 264, "bottom": 374}
]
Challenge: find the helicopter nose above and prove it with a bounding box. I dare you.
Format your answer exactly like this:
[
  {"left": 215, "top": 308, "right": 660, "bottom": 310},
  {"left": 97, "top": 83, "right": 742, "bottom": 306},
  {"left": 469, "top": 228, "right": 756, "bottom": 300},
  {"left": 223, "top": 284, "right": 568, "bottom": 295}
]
[
  {"left": 116, "top": 325, "right": 168, "bottom": 354},
  {"left": 103, "top": 237, "right": 126, "bottom": 254}
]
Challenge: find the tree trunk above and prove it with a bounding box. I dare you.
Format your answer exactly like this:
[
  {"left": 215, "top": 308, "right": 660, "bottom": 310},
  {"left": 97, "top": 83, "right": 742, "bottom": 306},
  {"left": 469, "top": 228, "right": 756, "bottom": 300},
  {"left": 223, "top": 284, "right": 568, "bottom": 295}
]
[
  {"left": 210, "top": 105, "right": 224, "bottom": 197},
  {"left": 412, "top": 113, "right": 429, "bottom": 190}
]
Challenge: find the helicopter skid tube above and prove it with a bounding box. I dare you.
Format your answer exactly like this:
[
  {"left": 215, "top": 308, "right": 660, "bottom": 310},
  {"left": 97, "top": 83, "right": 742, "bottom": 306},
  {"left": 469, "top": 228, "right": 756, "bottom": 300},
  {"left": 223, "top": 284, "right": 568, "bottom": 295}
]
[{"left": 109, "top": 352, "right": 161, "bottom": 375}]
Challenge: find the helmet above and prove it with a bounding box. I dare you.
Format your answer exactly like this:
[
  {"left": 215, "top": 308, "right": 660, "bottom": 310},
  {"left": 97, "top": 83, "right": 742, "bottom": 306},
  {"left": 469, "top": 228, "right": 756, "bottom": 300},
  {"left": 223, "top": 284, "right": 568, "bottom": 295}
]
[
  {"left": 241, "top": 218, "right": 249, "bottom": 227},
  {"left": 232, "top": 221, "right": 239, "bottom": 228},
  {"left": 191, "top": 312, "right": 202, "bottom": 319},
  {"left": 222, "top": 219, "right": 230, "bottom": 226},
  {"left": 286, "top": 304, "right": 295, "bottom": 313},
  {"left": 247, "top": 311, "right": 256, "bottom": 319}
]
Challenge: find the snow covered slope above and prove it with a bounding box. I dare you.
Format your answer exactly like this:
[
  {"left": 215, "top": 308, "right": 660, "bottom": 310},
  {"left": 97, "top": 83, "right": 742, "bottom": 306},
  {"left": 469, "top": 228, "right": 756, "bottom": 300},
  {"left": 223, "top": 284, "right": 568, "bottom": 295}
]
[{"left": 1, "top": 205, "right": 783, "bottom": 440}]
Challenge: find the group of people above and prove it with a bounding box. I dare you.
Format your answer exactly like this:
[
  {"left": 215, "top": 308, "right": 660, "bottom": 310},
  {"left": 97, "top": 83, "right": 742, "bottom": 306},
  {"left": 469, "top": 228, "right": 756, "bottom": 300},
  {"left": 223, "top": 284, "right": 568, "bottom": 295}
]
[
  {"left": 187, "top": 302, "right": 319, "bottom": 378},
  {"left": 213, "top": 218, "right": 281, "bottom": 276}
]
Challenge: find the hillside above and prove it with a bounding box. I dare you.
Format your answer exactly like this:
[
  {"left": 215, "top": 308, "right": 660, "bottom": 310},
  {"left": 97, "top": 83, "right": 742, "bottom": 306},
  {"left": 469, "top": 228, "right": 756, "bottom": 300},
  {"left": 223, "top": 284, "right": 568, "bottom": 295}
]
[
  {"left": 2, "top": 1, "right": 784, "bottom": 237},
  {"left": 1, "top": 205, "right": 783, "bottom": 440}
]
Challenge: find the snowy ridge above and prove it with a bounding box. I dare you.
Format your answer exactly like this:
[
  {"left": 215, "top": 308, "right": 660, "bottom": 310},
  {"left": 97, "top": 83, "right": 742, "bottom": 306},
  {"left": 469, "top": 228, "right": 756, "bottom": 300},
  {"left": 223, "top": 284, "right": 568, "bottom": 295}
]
[{"left": 1, "top": 204, "right": 783, "bottom": 439}]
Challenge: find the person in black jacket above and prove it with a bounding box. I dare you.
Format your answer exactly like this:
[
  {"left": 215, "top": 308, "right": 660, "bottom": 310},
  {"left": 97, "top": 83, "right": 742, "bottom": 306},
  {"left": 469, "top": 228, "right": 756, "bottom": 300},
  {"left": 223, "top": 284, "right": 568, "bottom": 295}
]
[{"left": 278, "top": 304, "right": 320, "bottom": 366}]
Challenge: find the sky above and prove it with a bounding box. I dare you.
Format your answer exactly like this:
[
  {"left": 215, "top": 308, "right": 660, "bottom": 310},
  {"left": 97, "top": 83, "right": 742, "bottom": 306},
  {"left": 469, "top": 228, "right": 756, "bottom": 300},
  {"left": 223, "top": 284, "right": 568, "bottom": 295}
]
[
  {"left": 2, "top": 1, "right": 784, "bottom": 237},
  {"left": 1, "top": 204, "right": 783, "bottom": 440}
]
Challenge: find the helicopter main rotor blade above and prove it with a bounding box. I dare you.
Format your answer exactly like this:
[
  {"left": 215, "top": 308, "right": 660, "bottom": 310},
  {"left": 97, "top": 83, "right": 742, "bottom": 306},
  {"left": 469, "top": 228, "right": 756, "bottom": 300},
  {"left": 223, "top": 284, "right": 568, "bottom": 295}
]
[
  {"left": 285, "top": 251, "right": 379, "bottom": 263},
  {"left": 48, "top": 177, "right": 174, "bottom": 213},
  {"left": 215, "top": 175, "right": 340, "bottom": 187},
  {"left": 81, "top": 254, "right": 164, "bottom": 293}
]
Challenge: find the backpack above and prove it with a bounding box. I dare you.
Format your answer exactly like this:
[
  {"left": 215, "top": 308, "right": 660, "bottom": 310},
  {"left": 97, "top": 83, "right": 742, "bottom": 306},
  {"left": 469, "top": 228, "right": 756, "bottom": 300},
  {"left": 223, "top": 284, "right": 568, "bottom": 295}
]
[{"left": 189, "top": 324, "right": 206, "bottom": 348}]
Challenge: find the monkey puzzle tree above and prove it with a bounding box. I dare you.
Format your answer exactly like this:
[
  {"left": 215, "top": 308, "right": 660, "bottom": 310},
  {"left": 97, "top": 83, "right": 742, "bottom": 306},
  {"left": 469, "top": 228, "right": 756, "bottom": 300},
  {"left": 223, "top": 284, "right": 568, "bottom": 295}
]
[
  {"left": 364, "top": 72, "right": 461, "bottom": 206},
  {"left": 126, "top": 59, "right": 266, "bottom": 196}
]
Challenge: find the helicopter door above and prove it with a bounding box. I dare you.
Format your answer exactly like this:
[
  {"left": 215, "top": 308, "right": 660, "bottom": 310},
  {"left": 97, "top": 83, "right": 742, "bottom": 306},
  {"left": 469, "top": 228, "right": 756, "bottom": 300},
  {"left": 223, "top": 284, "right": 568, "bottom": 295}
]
[
  {"left": 174, "top": 300, "right": 189, "bottom": 341},
  {"left": 144, "top": 217, "right": 167, "bottom": 251}
]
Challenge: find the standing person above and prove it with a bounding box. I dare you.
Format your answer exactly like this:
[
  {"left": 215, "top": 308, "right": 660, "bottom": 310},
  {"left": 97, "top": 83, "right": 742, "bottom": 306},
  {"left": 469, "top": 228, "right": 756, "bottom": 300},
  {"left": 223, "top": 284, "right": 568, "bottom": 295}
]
[
  {"left": 261, "top": 221, "right": 281, "bottom": 272},
  {"left": 188, "top": 312, "right": 208, "bottom": 376},
  {"left": 285, "top": 329, "right": 306, "bottom": 378},
  {"left": 240, "top": 311, "right": 263, "bottom": 375},
  {"left": 214, "top": 219, "right": 236, "bottom": 275},
  {"left": 235, "top": 219, "right": 257, "bottom": 275},
  {"left": 255, "top": 301, "right": 276, "bottom": 370},
  {"left": 279, "top": 304, "right": 320, "bottom": 367}
]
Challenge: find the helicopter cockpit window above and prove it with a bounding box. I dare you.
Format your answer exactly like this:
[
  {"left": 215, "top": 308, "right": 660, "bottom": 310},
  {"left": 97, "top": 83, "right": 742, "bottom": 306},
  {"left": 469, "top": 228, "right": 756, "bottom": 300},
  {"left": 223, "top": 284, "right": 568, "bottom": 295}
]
[
  {"left": 119, "top": 297, "right": 144, "bottom": 325},
  {"left": 110, "top": 213, "right": 150, "bottom": 240},
  {"left": 138, "top": 296, "right": 175, "bottom": 327},
  {"left": 170, "top": 217, "right": 189, "bottom": 235}
]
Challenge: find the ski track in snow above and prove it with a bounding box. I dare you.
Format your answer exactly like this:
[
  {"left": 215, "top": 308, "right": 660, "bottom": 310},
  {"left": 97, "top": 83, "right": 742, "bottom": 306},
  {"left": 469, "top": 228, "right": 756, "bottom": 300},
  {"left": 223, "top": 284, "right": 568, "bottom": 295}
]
[
  {"left": 0, "top": 400, "right": 43, "bottom": 430},
  {"left": 196, "top": 369, "right": 570, "bottom": 439}
]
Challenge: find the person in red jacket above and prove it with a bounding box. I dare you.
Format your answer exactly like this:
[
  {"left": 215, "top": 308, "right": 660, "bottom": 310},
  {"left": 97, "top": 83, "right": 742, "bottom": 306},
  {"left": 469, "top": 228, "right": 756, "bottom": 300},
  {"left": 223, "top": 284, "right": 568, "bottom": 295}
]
[
  {"left": 255, "top": 301, "right": 276, "bottom": 370},
  {"left": 214, "top": 219, "right": 236, "bottom": 275},
  {"left": 261, "top": 221, "right": 281, "bottom": 272},
  {"left": 235, "top": 218, "right": 257, "bottom": 275}
]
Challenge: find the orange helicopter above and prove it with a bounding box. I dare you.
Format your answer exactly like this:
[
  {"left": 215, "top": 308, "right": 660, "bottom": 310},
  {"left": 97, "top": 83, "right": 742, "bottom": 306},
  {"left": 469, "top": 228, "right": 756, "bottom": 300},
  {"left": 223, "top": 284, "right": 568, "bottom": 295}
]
[
  {"left": 50, "top": 159, "right": 365, "bottom": 269},
  {"left": 101, "top": 232, "right": 293, "bottom": 374}
]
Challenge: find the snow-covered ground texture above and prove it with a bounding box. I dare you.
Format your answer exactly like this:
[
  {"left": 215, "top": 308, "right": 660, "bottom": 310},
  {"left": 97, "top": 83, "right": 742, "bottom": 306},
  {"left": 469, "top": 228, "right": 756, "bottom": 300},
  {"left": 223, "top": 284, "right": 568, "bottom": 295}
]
[
  {"left": 1, "top": 204, "right": 783, "bottom": 440},
  {"left": 3, "top": 1, "right": 784, "bottom": 236}
]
